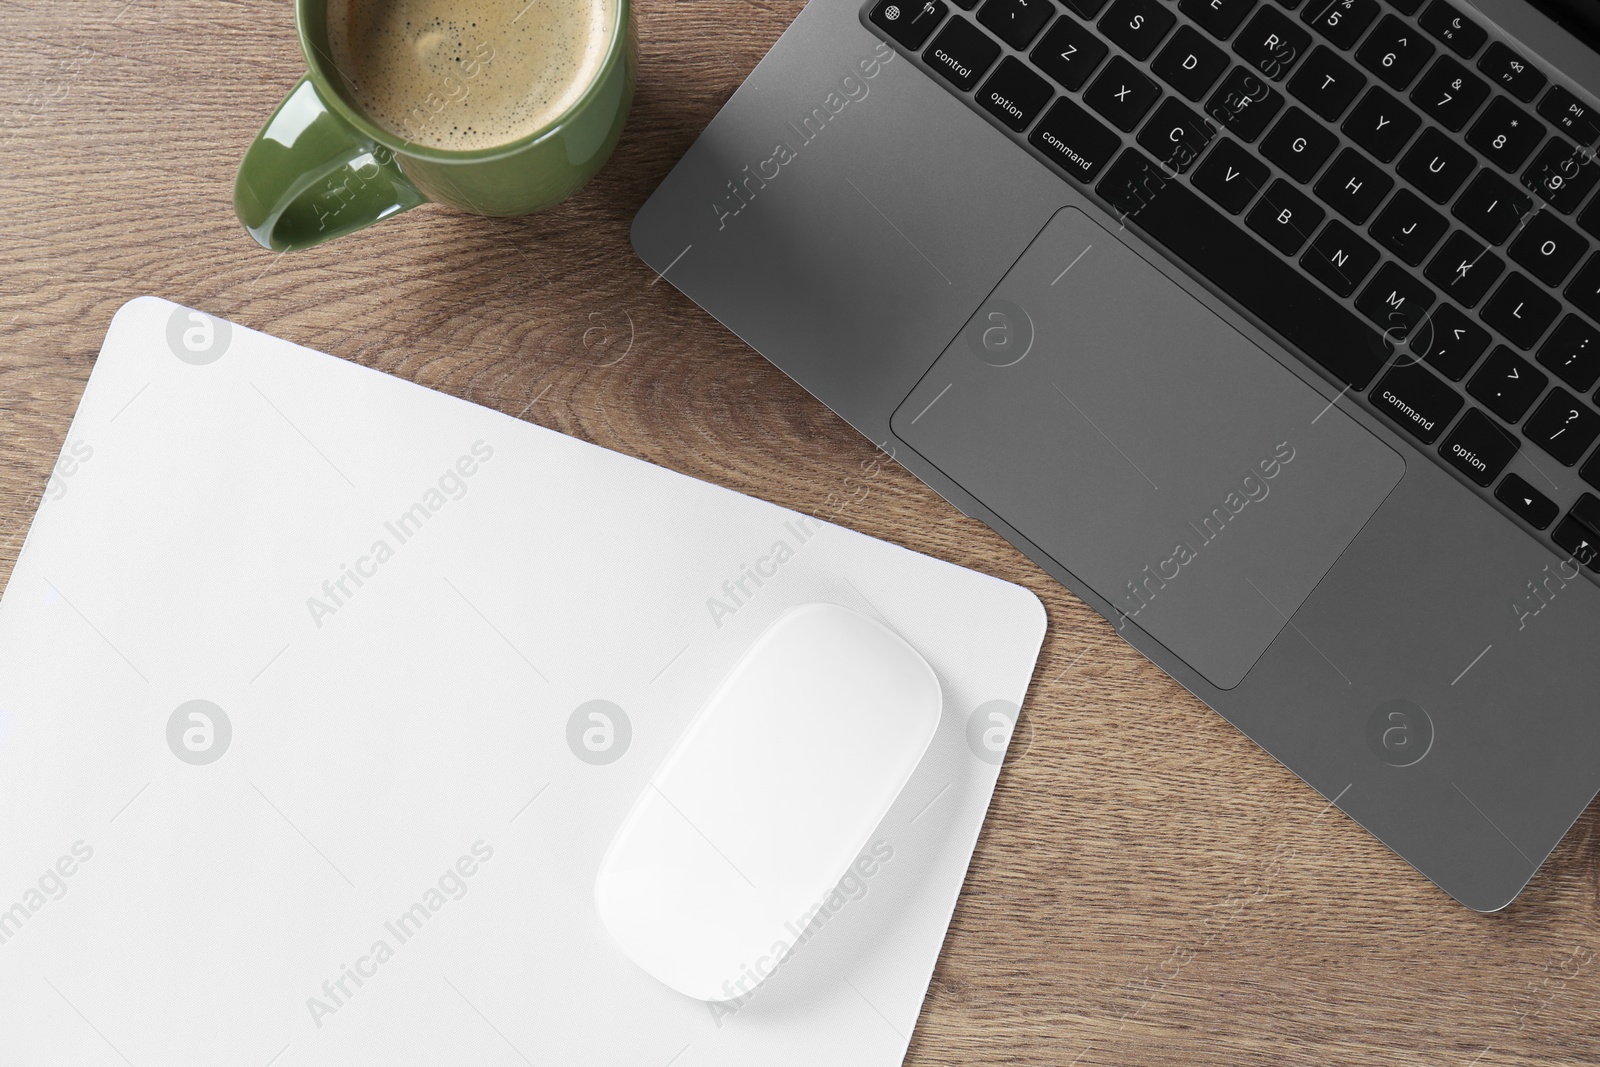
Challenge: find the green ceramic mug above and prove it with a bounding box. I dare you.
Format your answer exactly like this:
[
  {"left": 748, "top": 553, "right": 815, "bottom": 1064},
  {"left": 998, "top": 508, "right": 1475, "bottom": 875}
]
[{"left": 235, "top": 0, "right": 635, "bottom": 251}]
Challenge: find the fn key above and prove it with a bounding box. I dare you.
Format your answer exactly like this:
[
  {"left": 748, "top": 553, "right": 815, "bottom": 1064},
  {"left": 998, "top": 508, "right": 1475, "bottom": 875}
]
[{"left": 871, "top": 0, "right": 949, "bottom": 49}]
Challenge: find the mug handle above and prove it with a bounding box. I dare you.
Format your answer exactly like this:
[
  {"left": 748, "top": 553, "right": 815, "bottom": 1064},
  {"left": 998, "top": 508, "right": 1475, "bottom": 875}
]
[{"left": 234, "top": 77, "right": 427, "bottom": 252}]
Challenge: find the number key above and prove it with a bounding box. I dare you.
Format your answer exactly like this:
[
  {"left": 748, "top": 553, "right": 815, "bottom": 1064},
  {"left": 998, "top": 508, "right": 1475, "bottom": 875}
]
[
  {"left": 1525, "top": 388, "right": 1600, "bottom": 465},
  {"left": 1300, "top": 0, "right": 1378, "bottom": 51},
  {"left": 1522, "top": 139, "right": 1600, "bottom": 214},
  {"left": 1466, "top": 96, "right": 1545, "bottom": 172},
  {"left": 1411, "top": 56, "right": 1490, "bottom": 131},
  {"left": 1356, "top": 14, "right": 1436, "bottom": 91}
]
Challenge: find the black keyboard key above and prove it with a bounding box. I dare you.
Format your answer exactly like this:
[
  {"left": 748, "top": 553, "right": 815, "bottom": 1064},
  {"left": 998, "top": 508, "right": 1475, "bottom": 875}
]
[
  {"left": 1538, "top": 86, "right": 1600, "bottom": 147},
  {"left": 952, "top": 0, "right": 978, "bottom": 7},
  {"left": 1234, "top": 6, "right": 1312, "bottom": 81},
  {"left": 1099, "top": 0, "right": 1175, "bottom": 59},
  {"left": 1496, "top": 473, "right": 1558, "bottom": 529},
  {"left": 1478, "top": 41, "right": 1547, "bottom": 103},
  {"left": 1033, "top": 15, "right": 1110, "bottom": 91},
  {"left": 1386, "top": 0, "right": 1424, "bottom": 13},
  {"left": 1370, "top": 358, "right": 1462, "bottom": 442},
  {"left": 1137, "top": 98, "right": 1218, "bottom": 172},
  {"left": 1522, "top": 139, "right": 1600, "bottom": 214},
  {"left": 1469, "top": 344, "right": 1548, "bottom": 419},
  {"left": 978, "top": 57, "right": 1055, "bottom": 131},
  {"left": 924, "top": 17, "right": 1002, "bottom": 91},
  {"left": 873, "top": 0, "right": 950, "bottom": 49},
  {"left": 1538, "top": 315, "right": 1600, "bottom": 392},
  {"left": 1153, "top": 26, "right": 1230, "bottom": 101},
  {"left": 1425, "top": 230, "right": 1503, "bottom": 306},
  {"left": 1466, "top": 96, "right": 1545, "bottom": 172},
  {"left": 1441, "top": 407, "right": 1519, "bottom": 484},
  {"left": 1412, "top": 56, "right": 1489, "bottom": 131},
  {"left": 1508, "top": 210, "right": 1589, "bottom": 287},
  {"left": 1342, "top": 86, "right": 1421, "bottom": 161},
  {"left": 1302, "top": 218, "right": 1380, "bottom": 294},
  {"left": 1567, "top": 254, "right": 1600, "bottom": 324},
  {"left": 1262, "top": 106, "right": 1338, "bottom": 180},
  {"left": 1526, "top": 387, "right": 1600, "bottom": 465},
  {"left": 1301, "top": 0, "right": 1379, "bottom": 50},
  {"left": 1098, "top": 148, "right": 1394, "bottom": 386},
  {"left": 1064, "top": 0, "right": 1113, "bottom": 15},
  {"left": 1358, "top": 260, "right": 1437, "bottom": 337},
  {"left": 1029, "top": 96, "right": 1124, "bottom": 181},
  {"left": 1181, "top": 0, "right": 1258, "bottom": 40},
  {"left": 1482, "top": 272, "right": 1561, "bottom": 348},
  {"left": 1249, "top": 178, "right": 1325, "bottom": 252},
  {"left": 1194, "top": 136, "right": 1271, "bottom": 212},
  {"left": 1583, "top": 456, "right": 1600, "bottom": 494},
  {"left": 1418, "top": 0, "right": 1486, "bottom": 58},
  {"left": 978, "top": 0, "right": 1056, "bottom": 48},
  {"left": 1453, "top": 170, "right": 1533, "bottom": 244},
  {"left": 1085, "top": 56, "right": 1162, "bottom": 131},
  {"left": 1356, "top": 14, "right": 1435, "bottom": 91},
  {"left": 1315, "top": 148, "right": 1392, "bottom": 223},
  {"left": 1371, "top": 188, "right": 1449, "bottom": 264},
  {"left": 1421, "top": 302, "right": 1490, "bottom": 378},
  {"left": 1584, "top": 199, "right": 1600, "bottom": 244},
  {"left": 1288, "top": 46, "right": 1367, "bottom": 120},
  {"left": 1398, "top": 127, "right": 1476, "bottom": 201},
  {"left": 1552, "top": 514, "right": 1600, "bottom": 570},
  {"left": 1207, "top": 67, "right": 1284, "bottom": 141}
]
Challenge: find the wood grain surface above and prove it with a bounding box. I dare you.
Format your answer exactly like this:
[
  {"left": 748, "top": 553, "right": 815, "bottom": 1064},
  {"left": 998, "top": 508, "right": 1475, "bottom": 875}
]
[{"left": 3, "top": 2, "right": 1600, "bottom": 1064}]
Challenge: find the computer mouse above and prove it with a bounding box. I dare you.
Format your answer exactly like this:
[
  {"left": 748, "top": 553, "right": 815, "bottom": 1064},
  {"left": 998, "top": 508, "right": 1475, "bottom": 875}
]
[{"left": 594, "top": 601, "right": 942, "bottom": 1003}]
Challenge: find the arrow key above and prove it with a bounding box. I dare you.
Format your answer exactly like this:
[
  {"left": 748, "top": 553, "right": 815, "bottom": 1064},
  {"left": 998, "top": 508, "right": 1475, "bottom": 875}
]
[
  {"left": 1495, "top": 473, "right": 1558, "bottom": 529},
  {"left": 1552, "top": 513, "right": 1600, "bottom": 571}
]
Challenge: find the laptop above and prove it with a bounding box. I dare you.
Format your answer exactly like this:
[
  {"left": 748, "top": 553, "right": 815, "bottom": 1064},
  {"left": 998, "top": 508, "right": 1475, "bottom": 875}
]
[{"left": 631, "top": 0, "right": 1600, "bottom": 911}]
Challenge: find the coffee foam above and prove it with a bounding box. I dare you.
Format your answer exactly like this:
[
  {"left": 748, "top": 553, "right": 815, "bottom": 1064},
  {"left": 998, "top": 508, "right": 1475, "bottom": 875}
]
[{"left": 327, "top": 0, "right": 616, "bottom": 151}]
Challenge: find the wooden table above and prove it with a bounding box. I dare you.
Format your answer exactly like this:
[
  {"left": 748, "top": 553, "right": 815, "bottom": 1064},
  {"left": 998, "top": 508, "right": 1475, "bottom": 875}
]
[{"left": 4, "top": 2, "right": 1599, "bottom": 1064}]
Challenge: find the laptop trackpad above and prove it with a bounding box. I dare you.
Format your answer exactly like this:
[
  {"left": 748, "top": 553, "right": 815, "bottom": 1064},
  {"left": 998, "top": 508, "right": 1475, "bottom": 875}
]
[{"left": 890, "top": 207, "right": 1404, "bottom": 689}]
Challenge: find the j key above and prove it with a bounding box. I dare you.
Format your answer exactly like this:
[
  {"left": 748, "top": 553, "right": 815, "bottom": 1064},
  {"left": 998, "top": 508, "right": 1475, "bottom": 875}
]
[
  {"left": 1207, "top": 67, "right": 1284, "bottom": 141},
  {"left": 1085, "top": 57, "right": 1163, "bottom": 131},
  {"left": 1033, "top": 15, "right": 1110, "bottom": 91},
  {"left": 1194, "top": 137, "right": 1272, "bottom": 213},
  {"left": 1064, "top": 0, "right": 1113, "bottom": 16},
  {"left": 1478, "top": 41, "right": 1547, "bottom": 103},
  {"left": 1180, "top": 0, "right": 1259, "bottom": 40},
  {"left": 1358, "top": 261, "right": 1437, "bottom": 338},
  {"left": 1300, "top": 0, "right": 1379, "bottom": 51},
  {"left": 1453, "top": 170, "right": 1533, "bottom": 244},
  {"left": 1342, "top": 86, "right": 1421, "bottom": 161},
  {"left": 924, "top": 18, "right": 1001, "bottom": 91},
  {"left": 1301, "top": 218, "right": 1381, "bottom": 294},
  {"left": 1356, "top": 14, "right": 1436, "bottom": 91},
  {"left": 1466, "top": 97, "right": 1546, "bottom": 173},
  {"left": 1538, "top": 86, "right": 1600, "bottom": 147},
  {"left": 1029, "top": 97, "right": 1124, "bottom": 182},
  {"left": 1315, "top": 148, "right": 1392, "bottom": 223},
  {"left": 1495, "top": 472, "right": 1559, "bottom": 529},
  {"left": 1537, "top": 315, "right": 1600, "bottom": 392},
  {"left": 1425, "top": 230, "right": 1504, "bottom": 306},
  {"left": 1468, "top": 344, "right": 1548, "bottom": 421},
  {"left": 1525, "top": 388, "right": 1600, "bottom": 465},
  {"left": 1370, "top": 358, "right": 1461, "bottom": 442},
  {"left": 1508, "top": 210, "right": 1590, "bottom": 287},
  {"left": 1522, "top": 139, "right": 1600, "bottom": 214},
  {"left": 1248, "top": 179, "right": 1325, "bottom": 253},
  {"left": 1233, "top": 6, "right": 1312, "bottom": 81},
  {"left": 1371, "top": 188, "right": 1449, "bottom": 263},
  {"left": 1153, "top": 26, "right": 1230, "bottom": 101},
  {"left": 1419, "top": 0, "right": 1487, "bottom": 58},
  {"left": 1398, "top": 127, "right": 1476, "bottom": 202},
  {"left": 1552, "top": 513, "right": 1600, "bottom": 571},
  {"left": 1262, "top": 106, "right": 1338, "bottom": 181},
  {"left": 978, "top": 0, "right": 1056, "bottom": 48},
  {"left": 1421, "top": 302, "right": 1491, "bottom": 379},
  {"left": 872, "top": 0, "right": 949, "bottom": 48},
  {"left": 1288, "top": 46, "right": 1367, "bottom": 121},
  {"left": 1566, "top": 253, "right": 1600, "bottom": 323},
  {"left": 978, "top": 58, "right": 1055, "bottom": 131},
  {"left": 1099, "top": 0, "right": 1176, "bottom": 60},
  {"left": 1412, "top": 57, "right": 1490, "bottom": 131},
  {"left": 1482, "top": 273, "right": 1562, "bottom": 349},
  {"left": 1440, "top": 407, "right": 1519, "bottom": 484},
  {"left": 1098, "top": 148, "right": 1395, "bottom": 387},
  {"left": 1137, "top": 98, "right": 1217, "bottom": 172}
]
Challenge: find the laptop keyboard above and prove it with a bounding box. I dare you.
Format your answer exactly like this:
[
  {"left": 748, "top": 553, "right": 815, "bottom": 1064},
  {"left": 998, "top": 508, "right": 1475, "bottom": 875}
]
[{"left": 864, "top": 0, "right": 1600, "bottom": 573}]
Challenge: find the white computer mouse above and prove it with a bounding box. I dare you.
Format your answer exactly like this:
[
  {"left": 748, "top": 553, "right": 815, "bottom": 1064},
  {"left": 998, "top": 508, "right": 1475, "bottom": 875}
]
[{"left": 594, "top": 601, "right": 942, "bottom": 1003}]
